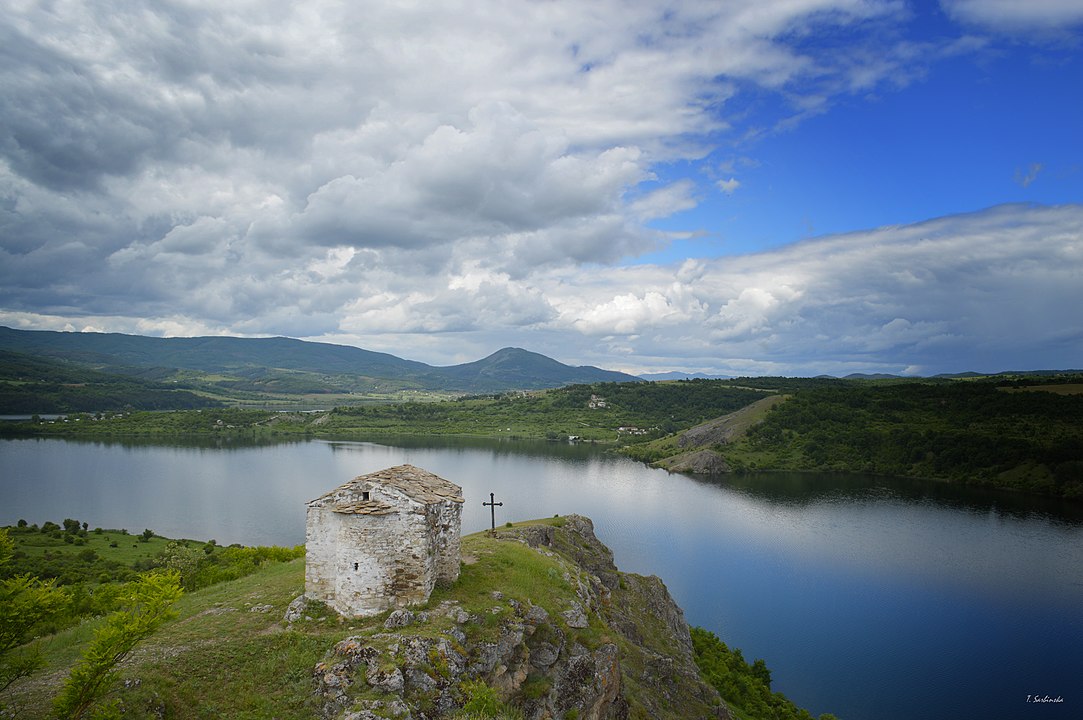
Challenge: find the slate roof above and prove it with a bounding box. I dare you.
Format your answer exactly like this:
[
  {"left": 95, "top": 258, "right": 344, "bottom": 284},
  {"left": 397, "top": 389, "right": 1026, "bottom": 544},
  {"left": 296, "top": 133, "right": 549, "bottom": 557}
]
[
  {"left": 313, "top": 464, "right": 464, "bottom": 515},
  {"left": 331, "top": 498, "right": 396, "bottom": 515}
]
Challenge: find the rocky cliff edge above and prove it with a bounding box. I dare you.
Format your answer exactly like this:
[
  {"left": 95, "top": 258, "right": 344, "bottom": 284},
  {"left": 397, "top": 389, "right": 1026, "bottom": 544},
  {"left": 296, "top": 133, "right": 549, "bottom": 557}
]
[{"left": 304, "top": 515, "right": 729, "bottom": 720}]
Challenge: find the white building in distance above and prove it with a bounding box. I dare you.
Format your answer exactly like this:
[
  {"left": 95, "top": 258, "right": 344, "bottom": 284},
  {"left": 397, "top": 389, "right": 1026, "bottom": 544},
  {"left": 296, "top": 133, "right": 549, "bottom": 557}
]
[{"left": 304, "top": 464, "right": 463, "bottom": 617}]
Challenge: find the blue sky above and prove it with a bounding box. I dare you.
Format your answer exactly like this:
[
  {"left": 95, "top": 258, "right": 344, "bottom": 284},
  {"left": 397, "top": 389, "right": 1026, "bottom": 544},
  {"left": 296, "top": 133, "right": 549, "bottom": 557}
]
[
  {"left": 643, "top": 6, "right": 1083, "bottom": 261},
  {"left": 1, "top": 0, "right": 1081, "bottom": 376}
]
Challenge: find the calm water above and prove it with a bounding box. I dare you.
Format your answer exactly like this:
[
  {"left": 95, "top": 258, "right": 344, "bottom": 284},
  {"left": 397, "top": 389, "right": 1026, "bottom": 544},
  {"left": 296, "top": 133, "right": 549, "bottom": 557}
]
[{"left": 2, "top": 436, "right": 1080, "bottom": 720}]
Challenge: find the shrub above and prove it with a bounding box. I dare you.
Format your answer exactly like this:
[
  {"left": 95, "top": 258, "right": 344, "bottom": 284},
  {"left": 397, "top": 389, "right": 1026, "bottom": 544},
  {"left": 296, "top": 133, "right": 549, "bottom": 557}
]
[
  {"left": 457, "top": 679, "right": 503, "bottom": 715},
  {"left": 53, "top": 571, "right": 182, "bottom": 719}
]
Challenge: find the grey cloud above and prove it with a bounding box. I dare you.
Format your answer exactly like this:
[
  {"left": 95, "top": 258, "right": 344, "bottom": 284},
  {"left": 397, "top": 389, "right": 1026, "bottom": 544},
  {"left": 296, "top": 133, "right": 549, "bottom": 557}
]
[{"left": 0, "top": 50, "right": 159, "bottom": 191}]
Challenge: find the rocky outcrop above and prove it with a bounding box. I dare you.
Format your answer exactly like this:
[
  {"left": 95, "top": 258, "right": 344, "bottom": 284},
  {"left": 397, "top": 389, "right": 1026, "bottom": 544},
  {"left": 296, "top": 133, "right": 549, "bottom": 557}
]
[
  {"left": 654, "top": 395, "right": 785, "bottom": 475},
  {"left": 310, "top": 515, "right": 729, "bottom": 720},
  {"left": 655, "top": 449, "right": 731, "bottom": 475}
]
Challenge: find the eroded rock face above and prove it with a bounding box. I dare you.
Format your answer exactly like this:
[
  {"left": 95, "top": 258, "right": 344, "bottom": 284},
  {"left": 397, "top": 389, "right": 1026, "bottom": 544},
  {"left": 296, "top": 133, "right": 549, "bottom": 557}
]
[
  {"left": 314, "top": 603, "right": 625, "bottom": 720},
  {"left": 312, "top": 515, "right": 730, "bottom": 720},
  {"left": 657, "top": 448, "right": 731, "bottom": 475}
]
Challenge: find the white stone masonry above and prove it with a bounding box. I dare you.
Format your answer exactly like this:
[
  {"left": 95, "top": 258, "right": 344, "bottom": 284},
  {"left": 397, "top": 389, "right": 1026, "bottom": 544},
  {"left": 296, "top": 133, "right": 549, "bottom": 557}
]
[{"left": 305, "top": 464, "right": 463, "bottom": 617}]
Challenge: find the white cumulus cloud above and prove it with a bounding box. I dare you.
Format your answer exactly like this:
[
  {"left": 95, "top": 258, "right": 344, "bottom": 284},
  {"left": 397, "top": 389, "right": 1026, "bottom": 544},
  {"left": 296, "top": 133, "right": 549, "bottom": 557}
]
[{"left": 1, "top": 1, "right": 1078, "bottom": 375}]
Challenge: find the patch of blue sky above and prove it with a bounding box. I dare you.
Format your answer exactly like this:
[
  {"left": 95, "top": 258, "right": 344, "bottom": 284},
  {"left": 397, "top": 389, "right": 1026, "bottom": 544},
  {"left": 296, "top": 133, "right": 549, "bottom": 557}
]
[{"left": 628, "top": 24, "right": 1083, "bottom": 267}]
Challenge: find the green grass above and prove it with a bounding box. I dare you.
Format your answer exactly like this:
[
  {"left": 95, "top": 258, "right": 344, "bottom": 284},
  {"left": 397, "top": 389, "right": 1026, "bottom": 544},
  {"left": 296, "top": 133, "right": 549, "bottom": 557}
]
[
  {"left": 3, "top": 522, "right": 589, "bottom": 719},
  {"left": 122, "top": 560, "right": 330, "bottom": 719},
  {"left": 4, "top": 517, "right": 830, "bottom": 720},
  {"left": 454, "top": 532, "right": 569, "bottom": 602},
  {"left": 4, "top": 559, "right": 334, "bottom": 720},
  {"left": 2, "top": 523, "right": 208, "bottom": 590},
  {"left": 10, "top": 526, "right": 193, "bottom": 565}
]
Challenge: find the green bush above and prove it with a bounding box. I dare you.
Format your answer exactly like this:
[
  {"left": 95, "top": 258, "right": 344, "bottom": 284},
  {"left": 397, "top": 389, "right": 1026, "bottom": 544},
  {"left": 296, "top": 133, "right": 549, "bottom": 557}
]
[
  {"left": 454, "top": 679, "right": 523, "bottom": 719},
  {"left": 691, "top": 627, "right": 835, "bottom": 720}
]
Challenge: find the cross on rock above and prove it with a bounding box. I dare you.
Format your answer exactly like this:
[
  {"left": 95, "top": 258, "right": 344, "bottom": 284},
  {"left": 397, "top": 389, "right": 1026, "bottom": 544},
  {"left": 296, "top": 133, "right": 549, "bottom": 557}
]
[{"left": 483, "top": 492, "right": 503, "bottom": 535}]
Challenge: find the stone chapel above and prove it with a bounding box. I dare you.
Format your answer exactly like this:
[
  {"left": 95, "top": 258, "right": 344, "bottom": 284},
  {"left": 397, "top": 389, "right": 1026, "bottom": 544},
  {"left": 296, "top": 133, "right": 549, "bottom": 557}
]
[{"left": 304, "top": 464, "right": 463, "bottom": 617}]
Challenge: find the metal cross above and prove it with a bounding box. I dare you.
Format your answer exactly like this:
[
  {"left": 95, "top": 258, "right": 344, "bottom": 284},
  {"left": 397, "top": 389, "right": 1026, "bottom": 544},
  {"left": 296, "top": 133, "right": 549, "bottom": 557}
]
[{"left": 483, "top": 492, "right": 503, "bottom": 535}]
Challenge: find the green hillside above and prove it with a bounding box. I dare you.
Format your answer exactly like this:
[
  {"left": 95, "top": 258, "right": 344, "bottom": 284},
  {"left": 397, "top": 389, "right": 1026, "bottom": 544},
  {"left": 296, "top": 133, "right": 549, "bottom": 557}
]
[
  {"left": 2, "top": 518, "right": 833, "bottom": 720},
  {"left": 0, "top": 350, "right": 219, "bottom": 413},
  {"left": 625, "top": 376, "right": 1083, "bottom": 498},
  {"left": 0, "top": 327, "right": 638, "bottom": 400}
]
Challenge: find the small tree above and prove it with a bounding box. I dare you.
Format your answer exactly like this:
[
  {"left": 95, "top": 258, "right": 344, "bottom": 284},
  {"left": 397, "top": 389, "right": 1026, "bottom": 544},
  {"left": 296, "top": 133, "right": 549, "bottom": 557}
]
[
  {"left": 53, "top": 571, "right": 182, "bottom": 719},
  {"left": 160, "top": 542, "right": 204, "bottom": 589},
  {"left": 0, "top": 530, "right": 71, "bottom": 701},
  {"left": 139, "top": 529, "right": 154, "bottom": 543}
]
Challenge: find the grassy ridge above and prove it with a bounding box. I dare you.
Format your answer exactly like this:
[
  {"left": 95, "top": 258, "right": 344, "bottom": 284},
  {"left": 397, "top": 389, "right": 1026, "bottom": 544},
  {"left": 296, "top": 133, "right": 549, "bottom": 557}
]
[{"left": 5, "top": 519, "right": 832, "bottom": 719}]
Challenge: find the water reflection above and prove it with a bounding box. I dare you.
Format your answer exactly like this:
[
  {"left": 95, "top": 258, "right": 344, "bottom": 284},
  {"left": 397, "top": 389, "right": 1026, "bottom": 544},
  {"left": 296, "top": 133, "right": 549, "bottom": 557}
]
[
  {"left": 323, "top": 435, "right": 602, "bottom": 460},
  {"left": 685, "top": 468, "right": 1083, "bottom": 523}
]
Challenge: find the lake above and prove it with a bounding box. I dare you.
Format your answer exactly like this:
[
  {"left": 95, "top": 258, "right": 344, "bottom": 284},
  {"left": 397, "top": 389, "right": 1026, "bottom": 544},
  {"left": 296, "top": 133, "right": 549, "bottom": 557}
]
[{"left": 2, "top": 436, "right": 1080, "bottom": 720}]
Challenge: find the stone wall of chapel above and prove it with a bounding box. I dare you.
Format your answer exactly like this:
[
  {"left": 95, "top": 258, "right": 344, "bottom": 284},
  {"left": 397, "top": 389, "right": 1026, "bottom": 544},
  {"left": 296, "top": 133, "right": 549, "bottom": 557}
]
[
  {"left": 431, "top": 500, "right": 463, "bottom": 584},
  {"left": 304, "top": 504, "right": 337, "bottom": 605},
  {"left": 332, "top": 509, "right": 428, "bottom": 616},
  {"left": 305, "top": 475, "right": 463, "bottom": 617}
]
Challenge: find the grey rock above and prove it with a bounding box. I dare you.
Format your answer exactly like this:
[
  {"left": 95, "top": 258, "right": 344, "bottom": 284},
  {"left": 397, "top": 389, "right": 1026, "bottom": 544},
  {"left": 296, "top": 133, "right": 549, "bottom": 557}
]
[
  {"left": 403, "top": 666, "right": 436, "bottom": 695},
  {"left": 530, "top": 641, "right": 560, "bottom": 668},
  {"left": 343, "top": 698, "right": 411, "bottom": 720},
  {"left": 284, "top": 594, "right": 309, "bottom": 623},
  {"left": 384, "top": 609, "right": 416, "bottom": 629},
  {"left": 367, "top": 664, "right": 404, "bottom": 694},
  {"left": 525, "top": 603, "right": 550, "bottom": 625},
  {"left": 561, "top": 601, "right": 589, "bottom": 628}
]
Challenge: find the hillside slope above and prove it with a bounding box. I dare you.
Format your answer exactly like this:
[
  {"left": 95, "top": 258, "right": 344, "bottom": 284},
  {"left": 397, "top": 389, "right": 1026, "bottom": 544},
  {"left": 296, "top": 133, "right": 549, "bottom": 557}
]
[
  {"left": 623, "top": 394, "right": 786, "bottom": 473},
  {"left": 0, "top": 349, "right": 220, "bottom": 412},
  {"left": 8, "top": 518, "right": 729, "bottom": 719},
  {"left": 0, "top": 327, "right": 637, "bottom": 395}
]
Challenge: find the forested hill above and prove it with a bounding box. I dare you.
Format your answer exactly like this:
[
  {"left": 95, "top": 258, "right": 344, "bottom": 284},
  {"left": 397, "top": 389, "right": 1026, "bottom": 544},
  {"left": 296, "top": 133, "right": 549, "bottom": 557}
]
[
  {"left": 0, "top": 327, "right": 637, "bottom": 398},
  {"left": 0, "top": 349, "right": 218, "bottom": 413},
  {"left": 626, "top": 376, "right": 1083, "bottom": 499}
]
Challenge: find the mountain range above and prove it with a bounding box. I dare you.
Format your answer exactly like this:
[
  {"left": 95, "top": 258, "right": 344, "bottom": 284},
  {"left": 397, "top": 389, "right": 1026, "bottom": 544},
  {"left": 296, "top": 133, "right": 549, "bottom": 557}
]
[{"left": 0, "top": 326, "right": 638, "bottom": 396}]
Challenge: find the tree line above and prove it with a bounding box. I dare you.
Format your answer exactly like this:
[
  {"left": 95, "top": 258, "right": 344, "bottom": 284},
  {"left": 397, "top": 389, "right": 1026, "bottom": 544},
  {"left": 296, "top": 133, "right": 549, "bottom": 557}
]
[{"left": 740, "top": 379, "right": 1083, "bottom": 497}]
